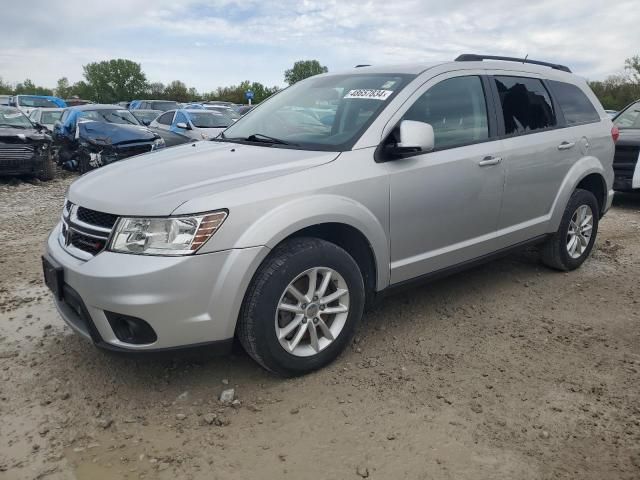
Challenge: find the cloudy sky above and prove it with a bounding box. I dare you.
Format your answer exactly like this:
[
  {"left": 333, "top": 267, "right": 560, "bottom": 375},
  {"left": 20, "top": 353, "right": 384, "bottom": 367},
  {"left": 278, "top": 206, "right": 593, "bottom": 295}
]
[{"left": 2, "top": 0, "right": 639, "bottom": 92}]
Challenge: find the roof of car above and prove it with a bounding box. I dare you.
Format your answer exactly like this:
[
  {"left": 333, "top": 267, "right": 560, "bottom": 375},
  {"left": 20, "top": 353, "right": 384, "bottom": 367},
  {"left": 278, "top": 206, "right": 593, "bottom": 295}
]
[
  {"left": 69, "top": 104, "right": 127, "bottom": 111},
  {"left": 132, "top": 109, "right": 162, "bottom": 113},
  {"left": 333, "top": 59, "right": 577, "bottom": 80}
]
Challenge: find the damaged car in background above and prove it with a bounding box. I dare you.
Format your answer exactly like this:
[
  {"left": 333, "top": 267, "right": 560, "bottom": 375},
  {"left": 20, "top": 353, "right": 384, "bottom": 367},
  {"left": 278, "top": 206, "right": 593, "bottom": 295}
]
[
  {"left": 0, "top": 106, "right": 55, "bottom": 180},
  {"left": 53, "top": 104, "right": 165, "bottom": 173}
]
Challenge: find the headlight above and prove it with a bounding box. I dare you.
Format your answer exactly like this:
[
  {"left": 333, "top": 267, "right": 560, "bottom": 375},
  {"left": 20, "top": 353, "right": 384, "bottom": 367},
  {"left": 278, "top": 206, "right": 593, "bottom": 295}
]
[
  {"left": 152, "top": 137, "right": 165, "bottom": 150},
  {"left": 109, "top": 211, "right": 227, "bottom": 255}
]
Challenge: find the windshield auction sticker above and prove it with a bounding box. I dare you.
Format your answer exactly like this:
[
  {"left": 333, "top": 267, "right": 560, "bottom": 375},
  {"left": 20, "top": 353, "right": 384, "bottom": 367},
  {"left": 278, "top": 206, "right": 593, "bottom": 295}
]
[{"left": 344, "top": 89, "right": 393, "bottom": 100}]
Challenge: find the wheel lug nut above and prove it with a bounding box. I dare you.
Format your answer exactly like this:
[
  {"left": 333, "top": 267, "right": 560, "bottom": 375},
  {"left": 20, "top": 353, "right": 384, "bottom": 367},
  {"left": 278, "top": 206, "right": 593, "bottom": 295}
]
[
  {"left": 313, "top": 318, "right": 318, "bottom": 324},
  {"left": 313, "top": 296, "right": 318, "bottom": 301},
  {"left": 302, "top": 318, "right": 307, "bottom": 323},
  {"left": 320, "top": 305, "right": 325, "bottom": 310},
  {"left": 301, "top": 304, "right": 307, "bottom": 308}
]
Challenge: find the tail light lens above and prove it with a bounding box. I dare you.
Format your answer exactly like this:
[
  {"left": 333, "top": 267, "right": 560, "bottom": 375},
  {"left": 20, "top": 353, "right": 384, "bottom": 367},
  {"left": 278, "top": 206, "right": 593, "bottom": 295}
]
[{"left": 611, "top": 125, "right": 620, "bottom": 143}]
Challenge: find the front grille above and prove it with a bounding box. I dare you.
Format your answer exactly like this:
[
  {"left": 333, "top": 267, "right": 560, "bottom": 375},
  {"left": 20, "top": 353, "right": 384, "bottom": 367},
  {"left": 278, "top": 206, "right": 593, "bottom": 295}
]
[
  {"left": 77, "top": 207, "right": 118, "bottom": 229},
  {"left": 61, "top": 201, "right": 118, "bottom": 258},
  {"left": 0, "top": 143, "right": 34, "bottom": 161}
]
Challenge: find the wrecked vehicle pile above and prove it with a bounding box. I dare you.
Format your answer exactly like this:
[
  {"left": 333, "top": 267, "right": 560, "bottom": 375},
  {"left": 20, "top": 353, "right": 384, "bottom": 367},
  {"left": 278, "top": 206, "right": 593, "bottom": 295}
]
[
  {"left": 0, "top": 106, "right": 54, "bottom": 180},
  {"left": 53, "top": 104, "right": 165, "bottom": 173}
]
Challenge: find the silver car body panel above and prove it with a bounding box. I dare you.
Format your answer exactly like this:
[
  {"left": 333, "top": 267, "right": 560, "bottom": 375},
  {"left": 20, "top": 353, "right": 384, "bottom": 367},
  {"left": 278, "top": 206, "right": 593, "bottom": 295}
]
[{"left": 51, "top": 60, "right": 615, "bottom": 350}]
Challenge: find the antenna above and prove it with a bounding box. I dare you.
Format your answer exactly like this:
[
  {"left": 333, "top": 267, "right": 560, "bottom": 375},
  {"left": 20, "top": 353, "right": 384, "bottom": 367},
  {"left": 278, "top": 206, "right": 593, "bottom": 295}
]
[{"left": 523, "top": 54, "right": 529, "bottom": 64}]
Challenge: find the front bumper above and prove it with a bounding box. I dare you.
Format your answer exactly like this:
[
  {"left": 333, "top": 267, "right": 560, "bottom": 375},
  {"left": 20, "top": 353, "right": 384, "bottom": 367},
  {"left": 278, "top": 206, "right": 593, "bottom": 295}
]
[{"left": 46, "top": 223, "right": 268, "bottom": 351}]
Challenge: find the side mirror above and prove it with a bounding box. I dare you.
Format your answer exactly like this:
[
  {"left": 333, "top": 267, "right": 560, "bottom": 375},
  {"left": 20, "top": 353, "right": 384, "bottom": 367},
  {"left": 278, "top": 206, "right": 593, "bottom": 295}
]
[
  {"left": 381, "top": 120, "right": 435, "bottom": 161},
  {"left": 176, "top": 122, "right": 190, "bottom": 130}
]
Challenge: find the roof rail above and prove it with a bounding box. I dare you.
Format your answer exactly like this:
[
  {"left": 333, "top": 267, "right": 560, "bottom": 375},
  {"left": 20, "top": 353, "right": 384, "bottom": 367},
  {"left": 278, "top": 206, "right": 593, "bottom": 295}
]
[
  {"left": 455, "top": 54, "right": 571, "bottom": 73},
  {"left": 354, "top": 64, "right": 371, "bottom": 68}
]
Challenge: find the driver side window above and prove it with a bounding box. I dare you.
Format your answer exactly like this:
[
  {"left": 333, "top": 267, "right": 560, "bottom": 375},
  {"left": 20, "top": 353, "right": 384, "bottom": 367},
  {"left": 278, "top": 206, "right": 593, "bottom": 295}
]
[{"left": 403, "top": 76, "right": 489, "bottom": 150}]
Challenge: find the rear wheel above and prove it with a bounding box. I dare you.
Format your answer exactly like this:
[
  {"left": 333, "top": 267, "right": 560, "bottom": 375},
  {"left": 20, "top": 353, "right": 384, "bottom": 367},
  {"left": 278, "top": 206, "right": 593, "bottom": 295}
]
[
  {"left": 237, "top": 237, "right": 365, "bottom": 376},
  {"left": 541, "top": 189, "right": 599, "bottom": 271}
]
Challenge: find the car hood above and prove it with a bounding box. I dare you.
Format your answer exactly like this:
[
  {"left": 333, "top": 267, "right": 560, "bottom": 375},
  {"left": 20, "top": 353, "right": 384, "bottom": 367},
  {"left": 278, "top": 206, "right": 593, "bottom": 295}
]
[
  {"left": 0, "top": 127, "right": 50, "bottom": 143},
  {"left": 67, "top": 141, "right": 339, "bottom": 216},
  {"left": 79, "top": 121, "right": 158, "bottom": 146}
]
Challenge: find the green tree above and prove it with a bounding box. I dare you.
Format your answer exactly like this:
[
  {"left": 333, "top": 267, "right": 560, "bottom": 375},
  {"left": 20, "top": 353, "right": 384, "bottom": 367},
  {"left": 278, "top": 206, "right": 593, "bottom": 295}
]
[
  {"left": 147, "top": 82, "right": 165, "bottom": 99},
  {"left": 624, "top": 55, "right": 640, "bottom": 84},
  {"left": 83, "top": 59, "right": 148, "bottom": 103},
  {"left": 55, "top": 77, "right": 72, "bottom": 98},
  {"left": 13, "top": 79, "right": 53, "bottom": 96},
  {"left": 163, "top": 80, "right": 190, "bottom": 102},
  {"left": 0, "top": 77, "right": 12, "bottom": 95},
  {"left": 284, "top": 60, "right": 328, "bottom": 85},
  {"left": 69, "top": 81, "right": 93, "bottom": 100}
]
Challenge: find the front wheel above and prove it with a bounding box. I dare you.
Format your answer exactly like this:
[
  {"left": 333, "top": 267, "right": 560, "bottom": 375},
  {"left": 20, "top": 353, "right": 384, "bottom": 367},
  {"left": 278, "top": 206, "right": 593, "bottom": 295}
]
[
  {"left": 541, "top": 188, "right": 599, "bottom": 271},
  {"left": 237, "top": 237, "right": 365, "bottom": 376}
]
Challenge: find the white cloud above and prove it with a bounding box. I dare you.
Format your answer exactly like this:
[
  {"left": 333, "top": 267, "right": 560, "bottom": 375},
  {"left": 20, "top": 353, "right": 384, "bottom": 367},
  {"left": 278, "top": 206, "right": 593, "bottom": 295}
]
[{"left": 1, "top": 0, "right": 639, "bottom": 91}]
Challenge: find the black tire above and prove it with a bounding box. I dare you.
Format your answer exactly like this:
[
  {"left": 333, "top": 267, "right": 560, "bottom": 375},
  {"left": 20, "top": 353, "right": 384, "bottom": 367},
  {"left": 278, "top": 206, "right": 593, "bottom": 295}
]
[
  {"left": 77, "top": 153, "right": 90, "bottom": 174},
  {"left": 237, "top": 237, "right": 365, "bottom": 376},
  {"left": 541, "top": 188, "right": 599, "bottom": 271},
  {"left": 36, "top": 151, "right": 55, "bottom": 181}
]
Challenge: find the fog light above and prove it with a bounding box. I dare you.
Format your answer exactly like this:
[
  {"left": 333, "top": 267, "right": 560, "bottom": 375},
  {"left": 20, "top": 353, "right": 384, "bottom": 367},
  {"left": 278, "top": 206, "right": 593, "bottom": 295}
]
[{"left": 105, "top": 312, "right": 157, "bottom": 344}]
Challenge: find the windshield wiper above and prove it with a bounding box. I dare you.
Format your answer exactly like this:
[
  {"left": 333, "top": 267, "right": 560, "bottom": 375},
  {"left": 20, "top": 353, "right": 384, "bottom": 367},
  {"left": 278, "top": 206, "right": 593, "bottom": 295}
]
[
  {"left": 245, "top": 133, "right": 295, "bottom": 145},
  {"left": 0, "top": 123, "right": 26, "bottom": 129}
]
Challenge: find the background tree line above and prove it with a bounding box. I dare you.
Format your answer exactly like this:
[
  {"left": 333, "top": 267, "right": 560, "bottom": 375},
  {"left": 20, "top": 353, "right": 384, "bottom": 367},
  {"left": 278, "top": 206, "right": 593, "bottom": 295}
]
[
  {"left": 3, "top": 56, "right": 639, "bottom": 110},
  {"left": 3, "top": 55, "right": 639, "bottom": 110},
  {"left": 0, "top": 58, "right": 328, "bottom": 105}
]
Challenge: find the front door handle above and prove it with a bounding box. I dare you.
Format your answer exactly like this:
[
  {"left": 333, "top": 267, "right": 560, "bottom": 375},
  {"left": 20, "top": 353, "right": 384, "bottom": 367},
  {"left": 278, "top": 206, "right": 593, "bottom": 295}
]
[
  {"left": 478, "top": 156, "right": 502, "bottom": 167},
  {"left": 557, "top": 141, "right": 575, "bottom": 151}
]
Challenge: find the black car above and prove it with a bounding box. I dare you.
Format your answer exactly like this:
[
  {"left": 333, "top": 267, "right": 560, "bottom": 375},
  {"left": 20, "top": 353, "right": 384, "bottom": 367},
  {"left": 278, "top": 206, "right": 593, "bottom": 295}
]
[
  {"left": 612, "top": 100, "right": 640, "bottom": 191},
  {"left": 0, "top": 106, "right": 54, "bottom": 180},
  {"left": 131, "top": 109, "right": 162, "bottom": 126},
  {"left": 53, "top": 105, "right": 165, "bottom": 173}
]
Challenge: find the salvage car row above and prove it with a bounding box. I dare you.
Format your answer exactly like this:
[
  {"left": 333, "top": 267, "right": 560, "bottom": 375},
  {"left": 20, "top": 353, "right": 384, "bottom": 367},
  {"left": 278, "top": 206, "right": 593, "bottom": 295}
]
[
  {"left": 1, "top": 90, "right": 639, "bottom": 194},
  {"left": 0, "top": 96, "right": 253, "bottom": 179}
]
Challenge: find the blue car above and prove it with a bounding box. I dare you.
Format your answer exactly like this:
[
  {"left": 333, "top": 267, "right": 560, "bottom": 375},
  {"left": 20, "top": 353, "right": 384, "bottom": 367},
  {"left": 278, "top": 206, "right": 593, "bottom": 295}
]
[{"left": 53, "top": 104, "right": 165, "bottom": 173}]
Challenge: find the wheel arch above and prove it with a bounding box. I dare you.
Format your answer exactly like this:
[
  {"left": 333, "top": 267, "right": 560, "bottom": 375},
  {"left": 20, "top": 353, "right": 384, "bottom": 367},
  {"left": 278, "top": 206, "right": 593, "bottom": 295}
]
[{"left": 549, "top": 157, "right": 609, "bottom": 231}]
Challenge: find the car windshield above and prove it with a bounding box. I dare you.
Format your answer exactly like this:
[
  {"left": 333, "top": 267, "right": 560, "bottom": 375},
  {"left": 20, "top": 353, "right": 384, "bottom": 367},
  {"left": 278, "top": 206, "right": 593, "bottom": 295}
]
[
  {"left": 133, "top": 111, "right": 161, "bottom": 123},
  {"left": 206, "top": 106, "right": 241, "bottom": 120},
  {"left": 41, "top": 110, "right": 63, "bottom": 124},
  {"left": 18, "top": 96, "right": 58, "bottom": 108},
  {"left": 150, "top": 101, "right": 178, "bottom": 111},
  {"left": 614, "top": 102, "right": 640, "bottom": 129},
  {"left": 0, "top": 108, "right": 33, "bottom": 128},
  {"left": 222, "top": 73, "right": 413, "bottom": 150},
  {"left": 189, "top": 111, "right": 233, "bottom": 128},
  {"left": 79, "top": 109, "right": 140, "bottom": 125}
]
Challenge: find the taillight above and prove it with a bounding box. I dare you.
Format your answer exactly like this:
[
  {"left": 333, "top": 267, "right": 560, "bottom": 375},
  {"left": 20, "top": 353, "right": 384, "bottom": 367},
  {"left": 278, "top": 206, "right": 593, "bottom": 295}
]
[{"left": 611, "top": 125, "right": 620, "bottom": 143}]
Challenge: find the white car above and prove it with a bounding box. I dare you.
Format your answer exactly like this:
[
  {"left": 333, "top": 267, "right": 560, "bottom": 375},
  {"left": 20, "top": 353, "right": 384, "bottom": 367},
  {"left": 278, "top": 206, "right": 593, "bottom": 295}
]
[
  {"left": 29, "top": 108, "right": 64, "bottom": 131},
  {"left": 149, "top": 109, "right": 235, "bottom": 141}
]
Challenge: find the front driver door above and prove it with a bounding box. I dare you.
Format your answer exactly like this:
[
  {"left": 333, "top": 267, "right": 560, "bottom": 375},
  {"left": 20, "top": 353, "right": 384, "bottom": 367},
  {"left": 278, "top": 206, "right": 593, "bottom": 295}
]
[{"left": 388, "top": 74, "right": 505, "bottom": 284}]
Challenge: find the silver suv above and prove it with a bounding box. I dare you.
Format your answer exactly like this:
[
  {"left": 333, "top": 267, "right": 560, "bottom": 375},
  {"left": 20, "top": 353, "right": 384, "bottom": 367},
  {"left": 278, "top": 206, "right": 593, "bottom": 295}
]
[{"left": 43, "top": 55, "right": 616, "bottom": 376}]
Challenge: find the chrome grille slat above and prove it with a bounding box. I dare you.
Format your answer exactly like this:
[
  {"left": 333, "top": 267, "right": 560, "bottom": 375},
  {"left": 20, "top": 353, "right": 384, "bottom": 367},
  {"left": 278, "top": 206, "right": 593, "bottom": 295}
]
[{"left": 60, "top": 201, "right": 118, "bottom": 258}]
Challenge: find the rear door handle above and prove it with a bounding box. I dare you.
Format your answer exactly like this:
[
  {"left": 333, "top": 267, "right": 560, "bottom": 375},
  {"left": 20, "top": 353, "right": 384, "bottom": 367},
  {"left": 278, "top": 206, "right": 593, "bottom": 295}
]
[
  {"left": 478, "top": 156, "right": 502, "bottom": 167},
  {"left": 557, "top": 141, "right": 575, "bottom": 150}
]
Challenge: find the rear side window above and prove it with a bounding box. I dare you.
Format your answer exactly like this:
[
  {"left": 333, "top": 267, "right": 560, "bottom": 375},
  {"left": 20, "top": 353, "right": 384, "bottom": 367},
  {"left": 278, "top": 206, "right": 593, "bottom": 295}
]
[
  {"left": 547, "top": 81, "right": 599, "bottom": 125},
  {"left": 494, "top": 76, "right": 556, "bottom": 135},
  {"left": 403, "top": 76, "right": 489, "bottom": 149},
  {"left": 156, "top": 111, "right": 174, "bottom": 125}
]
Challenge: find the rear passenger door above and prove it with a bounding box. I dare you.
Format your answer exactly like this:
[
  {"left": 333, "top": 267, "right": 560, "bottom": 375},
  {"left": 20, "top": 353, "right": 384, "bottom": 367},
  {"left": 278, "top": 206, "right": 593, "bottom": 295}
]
[{"left": 489, "top": 74, "right": 576, "bottom": 247}]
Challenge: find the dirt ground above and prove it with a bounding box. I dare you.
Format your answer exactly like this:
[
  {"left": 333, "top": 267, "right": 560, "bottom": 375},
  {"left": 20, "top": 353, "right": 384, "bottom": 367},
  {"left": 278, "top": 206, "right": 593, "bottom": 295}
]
[{"left": 0, "top": 173, "right": 639, "bottom": 480}]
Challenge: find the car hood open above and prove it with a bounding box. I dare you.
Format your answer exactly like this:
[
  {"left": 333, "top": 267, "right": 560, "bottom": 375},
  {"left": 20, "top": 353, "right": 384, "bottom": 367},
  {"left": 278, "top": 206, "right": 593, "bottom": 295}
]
[
  {"left": 78, "top": 121, "right": 159, "bottom": 146},
  {"left": 67, "top": 141, "right": 339, "bottom": 216}
]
